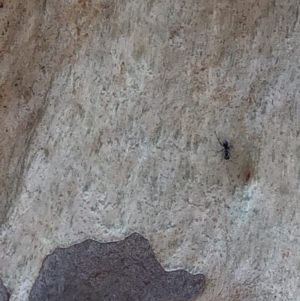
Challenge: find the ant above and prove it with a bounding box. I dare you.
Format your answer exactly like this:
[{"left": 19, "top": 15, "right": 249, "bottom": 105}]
[{"left": 215, "top": 132, "right": 236, "bottom": 164}]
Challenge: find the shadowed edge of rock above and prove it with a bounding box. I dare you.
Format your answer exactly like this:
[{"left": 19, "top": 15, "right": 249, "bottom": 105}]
[
  {"left": 0, "top": 279, "right": 9, "bottom": 301},
  {"left": 29, "top": 232, "right": 205, "bottom": 301}
]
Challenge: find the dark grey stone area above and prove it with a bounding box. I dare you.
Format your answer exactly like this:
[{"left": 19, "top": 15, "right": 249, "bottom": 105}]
[
  {"left": 29, "top": 233, "right": 205, "bottom": 301},
  {"left": 0, "top": 279, "right": 9, "bottom": 301}
]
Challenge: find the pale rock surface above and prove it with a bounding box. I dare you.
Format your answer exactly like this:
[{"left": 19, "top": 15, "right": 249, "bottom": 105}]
[{"left": 1, "top": 0, "right": 300, "bottom": 300}]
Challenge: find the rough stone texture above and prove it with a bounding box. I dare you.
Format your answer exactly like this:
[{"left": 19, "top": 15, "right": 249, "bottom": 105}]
[
  {"left": 1, "top": 0, "right": 300, "bottom": 300},
  {"left": 0, "top": 279, "right": 9, "bottom": 301},
  {"left": 29, "top": 233, "right": 205, "bottom": 301}
]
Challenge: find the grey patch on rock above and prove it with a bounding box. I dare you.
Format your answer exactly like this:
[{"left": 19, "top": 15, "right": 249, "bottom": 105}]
[
  {"left": 0, "top": 279, "right": 9, "bottom": 301},
  {"left": 29, "top": 233, "right": 205, "bottom": 301}
]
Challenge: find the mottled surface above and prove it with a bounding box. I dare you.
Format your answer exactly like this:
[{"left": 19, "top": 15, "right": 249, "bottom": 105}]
[
  {"left": 29, "top": 233, "right": 205, "bottom": 301},
  {"left": 1, "top": 0, "right": 300, "bottom": 300}
]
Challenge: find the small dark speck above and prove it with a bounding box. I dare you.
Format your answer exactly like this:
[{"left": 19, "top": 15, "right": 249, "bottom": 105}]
[
  {"left": 83, "top": 184, "right": 89, "bottom": 192},
  {"left": 5, "top": 129, "right": 8, "bottom": 132},
  {"left": 0, "top": 3, "right": 3, "bottom": 8},
  {"left": 3, "top": 106, "right": 7, "bottom": 108},
  {"left": 41, "top": 66, "right": 45, "bottom": 69},
  {"left": 245, "top": 171, "right": 251, "bottom": 183}
]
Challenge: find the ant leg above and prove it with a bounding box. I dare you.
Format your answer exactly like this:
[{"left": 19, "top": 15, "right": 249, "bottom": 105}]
[
  {"left": 227, "top": 156, "right": 237, "bottom": 164},
  {"left": 212, "top": 148, "right": 224, "bottom": 153},
  {"left": 214, "top": 132, "right": 224, "bottom": 147}
]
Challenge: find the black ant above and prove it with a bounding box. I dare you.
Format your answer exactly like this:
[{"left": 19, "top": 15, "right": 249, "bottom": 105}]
[{"left": 215, "top": 132, "right": 236, "bottom": 164}]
